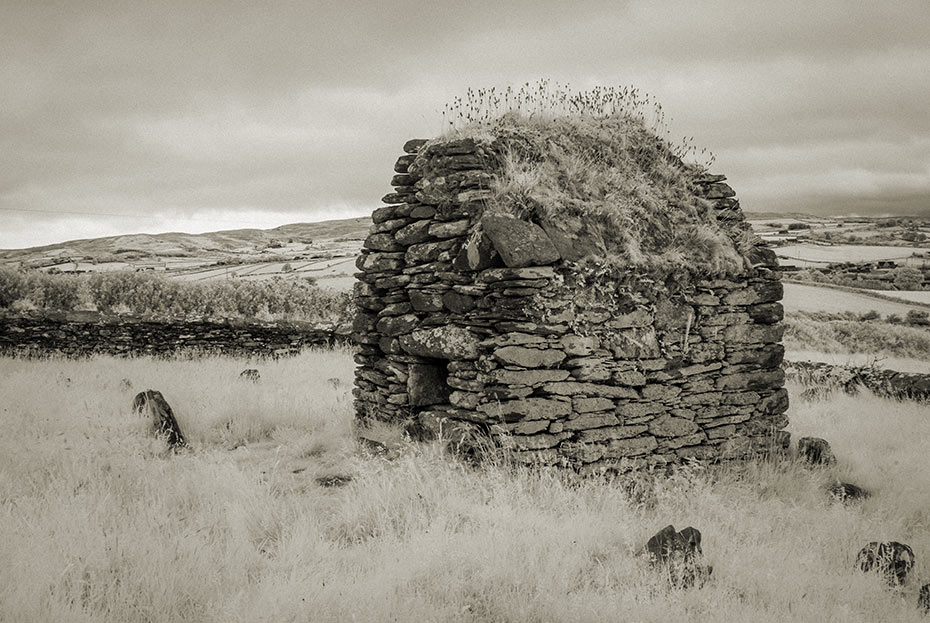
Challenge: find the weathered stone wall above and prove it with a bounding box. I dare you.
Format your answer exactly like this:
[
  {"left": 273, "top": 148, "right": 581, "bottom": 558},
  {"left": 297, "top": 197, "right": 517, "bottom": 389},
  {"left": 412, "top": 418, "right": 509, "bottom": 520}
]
[
  {"left": 0, "top": 311, "right": 346, "bottom": 358},
  {"left": 786, "top": 360, "right": 930, "bottom": 401},
  {"left": 353, "top": 138, "right": 788, "bottom": 472}
]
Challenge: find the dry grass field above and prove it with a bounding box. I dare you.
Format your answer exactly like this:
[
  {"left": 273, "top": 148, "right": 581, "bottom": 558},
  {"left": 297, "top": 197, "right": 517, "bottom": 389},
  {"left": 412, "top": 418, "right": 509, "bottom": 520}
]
[
  {"left": 2, "top": 350, "right": 930, "bottom": 622},
  {"left": 773, "top": 243, "right": 926, "bottom": 265},
  {"left": 781, "top": 282, "right": 930, "bottom": 371},
  {"left": 783, "top": 283, "right": 927, "bottom": 316},
  {"left": 866, "top": 290, "right": 930, "bottom": 305}
]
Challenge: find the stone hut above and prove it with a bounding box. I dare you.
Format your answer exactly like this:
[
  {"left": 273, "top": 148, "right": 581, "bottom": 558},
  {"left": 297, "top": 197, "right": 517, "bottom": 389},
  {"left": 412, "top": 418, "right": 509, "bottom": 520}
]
[{"left": 352, "top": 118, "right": 788, "bottom": 473}]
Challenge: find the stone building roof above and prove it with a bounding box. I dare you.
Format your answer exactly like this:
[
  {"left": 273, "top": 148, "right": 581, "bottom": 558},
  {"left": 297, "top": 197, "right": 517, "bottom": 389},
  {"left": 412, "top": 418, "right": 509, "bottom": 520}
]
[{"left": 412, "top": 114, "right": 770, "bottom": 277}]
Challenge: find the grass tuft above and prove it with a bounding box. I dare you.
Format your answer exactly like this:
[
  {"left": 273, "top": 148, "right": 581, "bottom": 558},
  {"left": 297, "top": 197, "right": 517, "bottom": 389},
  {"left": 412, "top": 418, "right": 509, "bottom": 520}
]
[
  {"left": 785, "top": 312, "right": 930, "bottom": 363},
  {"left": 436, "top": 82, "right": 753, "bottom": 278}
]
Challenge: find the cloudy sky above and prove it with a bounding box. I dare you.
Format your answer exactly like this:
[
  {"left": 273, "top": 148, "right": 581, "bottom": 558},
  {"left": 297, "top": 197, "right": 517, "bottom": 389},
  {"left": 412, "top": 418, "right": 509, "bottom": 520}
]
[{"left": 2, "top": 1, "right": 928, "bottom": 249}]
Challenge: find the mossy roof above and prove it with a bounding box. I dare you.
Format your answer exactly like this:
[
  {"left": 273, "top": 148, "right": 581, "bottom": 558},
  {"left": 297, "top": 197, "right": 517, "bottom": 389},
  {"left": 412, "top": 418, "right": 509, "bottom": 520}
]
[{"left": 443, "top": 113, "right": 756, "bottom": 278}]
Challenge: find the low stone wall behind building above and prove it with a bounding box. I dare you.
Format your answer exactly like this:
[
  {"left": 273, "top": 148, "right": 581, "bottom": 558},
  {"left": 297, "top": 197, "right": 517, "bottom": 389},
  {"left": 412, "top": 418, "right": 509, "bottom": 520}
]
[
  {"left": 785, "top": 360, "right": 930, "bottom": 401},
  {"left": 0, "top": 312, "right": 347, "bottom": 358}
]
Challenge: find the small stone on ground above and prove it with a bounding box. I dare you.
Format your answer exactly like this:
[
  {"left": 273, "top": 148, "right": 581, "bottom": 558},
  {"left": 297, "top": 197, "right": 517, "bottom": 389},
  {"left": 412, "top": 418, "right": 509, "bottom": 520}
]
[
  {"left": 240, "top": 369, "right": 261, "bottom": 382},
  {"left": 797, "top": 437, "right": 836, "bottom": 466},
  {"left": 856, "top": 541, "right": 915, "bottom": 586}
]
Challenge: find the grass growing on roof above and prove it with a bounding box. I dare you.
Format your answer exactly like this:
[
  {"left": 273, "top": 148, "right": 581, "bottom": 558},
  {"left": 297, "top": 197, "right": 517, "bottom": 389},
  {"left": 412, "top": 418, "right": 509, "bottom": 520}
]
[{"left": 439, "top": 82, "right": 757, "bottom": 278}]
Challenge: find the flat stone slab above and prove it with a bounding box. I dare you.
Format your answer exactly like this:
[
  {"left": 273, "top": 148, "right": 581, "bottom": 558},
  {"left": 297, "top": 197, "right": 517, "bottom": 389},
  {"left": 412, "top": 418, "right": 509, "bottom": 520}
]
[
  {"left": 399, "top": 326, "right": 480, "bottom": 360},
  {"left": 493, "top": 345, "right": 566, "bottom": 368},
  {"left": 488, "top": 368, "right": 570, "bottom": 385},
  {"left": 539, "top": 215, "right": 606, "bottom": 262},
  {"left": 477, "top": 397, "right": 571, "bottom": 421},
  {"left": 481, "top": 214, "right": 560, "bottom": 268}
]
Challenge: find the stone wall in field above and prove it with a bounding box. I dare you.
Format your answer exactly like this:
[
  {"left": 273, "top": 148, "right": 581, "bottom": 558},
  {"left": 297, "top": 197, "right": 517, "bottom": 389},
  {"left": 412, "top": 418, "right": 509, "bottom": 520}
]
[
  {"left": 0, "top": 312, "right": 347, "bottom": 358},
  {"left": 786, "top": 360, "right": 930, "bottom": 402},
  {"left": 352, "top": 138, "right": 789, "bottom": 473}
]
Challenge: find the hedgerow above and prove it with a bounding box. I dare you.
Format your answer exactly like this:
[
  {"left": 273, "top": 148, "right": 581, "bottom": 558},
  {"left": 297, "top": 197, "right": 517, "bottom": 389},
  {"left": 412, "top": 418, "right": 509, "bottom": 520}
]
[{"left": 0, "top": 266, "right": 352, "bottom": 324}]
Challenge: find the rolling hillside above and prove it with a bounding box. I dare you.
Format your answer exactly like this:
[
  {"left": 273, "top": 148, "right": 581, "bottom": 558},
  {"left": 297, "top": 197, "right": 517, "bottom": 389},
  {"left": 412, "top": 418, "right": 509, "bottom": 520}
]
[{"left": 0, "top": 218, "right": 371, "bottom": 291}]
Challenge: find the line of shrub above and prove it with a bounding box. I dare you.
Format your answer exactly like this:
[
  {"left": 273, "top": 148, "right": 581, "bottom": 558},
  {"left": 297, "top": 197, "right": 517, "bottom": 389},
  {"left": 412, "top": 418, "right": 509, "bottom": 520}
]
[
  {"left": 0, "top": 266, "right": 353, "bottom": 324},
  {"left": 789, "top": 268, "right": 929, "bottom": 293}
]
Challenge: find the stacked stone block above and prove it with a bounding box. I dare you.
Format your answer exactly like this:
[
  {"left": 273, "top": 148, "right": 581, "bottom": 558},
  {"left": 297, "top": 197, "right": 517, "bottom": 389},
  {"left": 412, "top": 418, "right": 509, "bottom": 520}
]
[
  {"left": 0, "top": 311, "right": 345, "bottom": 358},
  {"left": 353, "top": 137, "right": 788, "bottom": 472}
]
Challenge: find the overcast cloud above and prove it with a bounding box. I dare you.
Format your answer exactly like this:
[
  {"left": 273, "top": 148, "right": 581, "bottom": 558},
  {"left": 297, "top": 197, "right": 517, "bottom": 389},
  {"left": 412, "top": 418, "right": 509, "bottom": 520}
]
[{"left": 2, "top": 0, "right": 929, "bottom": 249}]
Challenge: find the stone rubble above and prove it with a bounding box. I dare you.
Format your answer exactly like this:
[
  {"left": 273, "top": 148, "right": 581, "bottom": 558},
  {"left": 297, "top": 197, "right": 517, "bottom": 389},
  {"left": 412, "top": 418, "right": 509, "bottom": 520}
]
[{"left": 797, "top": 436, "right": 837, "bottom": 466}]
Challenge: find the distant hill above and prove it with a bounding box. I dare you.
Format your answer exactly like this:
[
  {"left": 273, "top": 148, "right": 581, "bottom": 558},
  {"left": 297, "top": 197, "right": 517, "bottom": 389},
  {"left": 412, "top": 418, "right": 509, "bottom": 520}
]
[
  {"left": 0, "top": 217, "right": 371, "bottom": 263},
  {"left": 0, "top": 217, "right": 372, "bottom": 292}
]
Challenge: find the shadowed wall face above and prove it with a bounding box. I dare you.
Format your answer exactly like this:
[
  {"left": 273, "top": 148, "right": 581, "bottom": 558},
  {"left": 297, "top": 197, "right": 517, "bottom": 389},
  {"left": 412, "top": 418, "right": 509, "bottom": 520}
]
[{"left": 353, "top": 137, "right": 788, "bottom": 472}]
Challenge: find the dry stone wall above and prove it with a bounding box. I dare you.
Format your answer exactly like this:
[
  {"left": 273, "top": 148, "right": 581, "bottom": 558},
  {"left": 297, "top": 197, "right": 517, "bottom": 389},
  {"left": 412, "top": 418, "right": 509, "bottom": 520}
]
[
  {"left": 786, "top": 360, "right": 930, "bottom": 402},
  {"left": 353, "top": 138, "right": 788, "bottom": 472},
  {"left": 0, "top": 312, "right": 346, "bottom": 358}
]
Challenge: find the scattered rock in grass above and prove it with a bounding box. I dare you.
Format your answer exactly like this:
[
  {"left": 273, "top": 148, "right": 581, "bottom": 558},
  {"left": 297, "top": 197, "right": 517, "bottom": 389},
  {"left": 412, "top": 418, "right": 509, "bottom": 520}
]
[
  {"left": 828, "top": 481, "right": 870, "bottom": 503},
  {"left": 239, "top": 369, "right": 261, "bottom": 382},
  {"left": 856, "top": 541, "right": 915, "bottom": 586},
  {"left": 358, "top": 436, "right": 389, "bottom": 456},
  {"left": 918, "top": 583, "right": 930, "bottom": 612},
  {"left": 327, "top": 377, "right": 342, "bottom": 388},
  {"left": 315, "top": 474, "right": 353, "bottom": 488},
  {"left": 131, "top": 390, "right": 186, "bottom": 450},
  {"left": 643, "top": 525, "right": 712, "bottom": 589},
  {"left": 119, "top": 378, "right": 133, "bottom": 392},
  {"left": 797, "top": 437, "right": 836, "bottom": 466}
]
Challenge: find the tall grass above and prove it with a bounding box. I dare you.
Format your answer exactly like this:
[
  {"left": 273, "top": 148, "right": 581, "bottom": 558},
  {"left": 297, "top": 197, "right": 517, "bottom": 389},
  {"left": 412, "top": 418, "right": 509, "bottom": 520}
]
[
  {"left": 437, "top": 82, "right": 755, "bottom": 279},
  {"left": 2, "top": 353, "right": 929, "bottom": 621},
  {"left": 441, "top": 80, "right": 715, "bottom": 169},
  {"left": 785, "top": 313, "right": 930, "bottom": 362}
]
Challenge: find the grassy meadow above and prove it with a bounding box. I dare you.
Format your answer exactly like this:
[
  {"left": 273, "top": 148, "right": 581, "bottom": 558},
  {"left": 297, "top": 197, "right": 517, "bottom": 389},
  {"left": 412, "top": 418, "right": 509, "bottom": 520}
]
[
  {"left": 2, "top": 350, "right": 930, "bottom": 622},
  {"left": 783, "top": 282, "right": 928, "bottom": 317},
  {"left": 781, "top": 281, "right": 930, "bottom": 368}
]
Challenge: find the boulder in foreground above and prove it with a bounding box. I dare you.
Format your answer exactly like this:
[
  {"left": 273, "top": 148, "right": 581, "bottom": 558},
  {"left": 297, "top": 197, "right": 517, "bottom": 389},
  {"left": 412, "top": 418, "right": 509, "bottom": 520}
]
[
  {"left": 132, "top": 390, "right": 186, "bottom": 450},
  {"left": 856, "top": 541, "right": 915, "bottom": 586},
  {"left": 643, "top": 524, "right": 712, "bottom": 588}
]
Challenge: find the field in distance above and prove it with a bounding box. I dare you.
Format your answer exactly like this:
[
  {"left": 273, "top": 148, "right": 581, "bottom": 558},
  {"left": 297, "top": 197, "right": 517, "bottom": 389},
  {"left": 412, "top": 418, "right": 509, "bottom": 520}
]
[
  {"left": 748, "top": 214, "right": 930, "bottom": 270},
  {"left": 3, "top": 213, "right": 930, "bottom": 295},
  {"left": 783, "top": 283, "right": 930, "bottom": 316},
  {"left": 771, "top": 243, "right": 930, "bottom": 269},
  {"left": 748, "top": 214, "right": 930, "bottom": 249}
]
